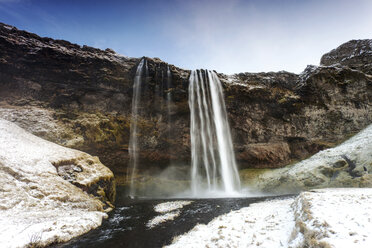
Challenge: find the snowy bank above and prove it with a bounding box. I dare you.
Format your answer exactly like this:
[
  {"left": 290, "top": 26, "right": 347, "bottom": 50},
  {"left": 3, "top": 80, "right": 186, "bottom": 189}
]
[
  {"left": 0, "top": 119, "right": 115, "bottom": 247},
  {"left": 167, "top": 197, "right": 297, "bottom": 248},
  {"left": 293, "top": 188, "right": 372, "bottom": 248},
  {"left": 167, "top": 188, "right": 372, "bottom": 248},
  {"left": 249, "top": 124, "right": 372, "bottom": 193}
]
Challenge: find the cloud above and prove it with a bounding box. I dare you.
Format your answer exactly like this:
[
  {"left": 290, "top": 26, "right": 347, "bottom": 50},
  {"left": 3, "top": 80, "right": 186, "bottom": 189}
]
[{"left": 160, "top": 0, "right": 372, "bottom": 74}]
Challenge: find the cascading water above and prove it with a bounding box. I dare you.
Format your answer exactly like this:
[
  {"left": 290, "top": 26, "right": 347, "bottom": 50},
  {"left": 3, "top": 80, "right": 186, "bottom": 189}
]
[
  {"left": 128, "top": 58, "right": 148, "bottom": 196},
  {"left": 166, "top": 66, "right": 172, "bottom": 141},
  {"left": 189, "top": 70, "right": 241, "bottom": 195}
]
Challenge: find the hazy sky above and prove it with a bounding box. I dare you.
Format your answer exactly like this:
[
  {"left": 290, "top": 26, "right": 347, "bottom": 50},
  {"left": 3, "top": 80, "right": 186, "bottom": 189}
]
[{"left": 0, "top": 0, "right": 371, "bottom": 74}]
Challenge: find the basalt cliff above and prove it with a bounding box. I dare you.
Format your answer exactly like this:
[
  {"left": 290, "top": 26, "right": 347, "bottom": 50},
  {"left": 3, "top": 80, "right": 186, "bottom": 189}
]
[{"left": 0, "top": 22, "right": 371, "bottom": 180}]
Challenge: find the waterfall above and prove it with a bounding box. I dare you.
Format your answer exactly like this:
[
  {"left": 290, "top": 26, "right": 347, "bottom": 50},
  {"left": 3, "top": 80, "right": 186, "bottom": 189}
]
[
  {"left": 166, "top": 66, "right": 172, "bottom": 141},
  {"left": 189, "top": 70, "right": 241, "bottom": 195},
  {"left": 128, "top": 58, "right": 148, "bottom": 196}
]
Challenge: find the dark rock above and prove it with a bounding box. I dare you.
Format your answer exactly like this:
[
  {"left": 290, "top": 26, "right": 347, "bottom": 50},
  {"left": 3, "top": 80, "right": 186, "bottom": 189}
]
[
  {"left": 0, "top": 22, "right": 371, "bottom": 177},
  {"left": 333, "top": 160, "right": 347, "bottom": 168},
  {"left": 341, "top": 154, "right": 361, "bottom": 178},
  {"left": 320, "top": 39, "right": 372, "bottom": 75}
]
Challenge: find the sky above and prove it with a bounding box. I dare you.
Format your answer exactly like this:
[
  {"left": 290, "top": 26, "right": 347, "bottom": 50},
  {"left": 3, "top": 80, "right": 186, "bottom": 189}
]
[{"left": 0, "top": 0, "right": 371, "bottom": 74}]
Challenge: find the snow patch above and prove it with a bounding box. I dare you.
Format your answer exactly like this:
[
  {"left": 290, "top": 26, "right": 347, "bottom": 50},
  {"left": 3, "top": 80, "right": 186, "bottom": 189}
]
[
  {"left": 154, "top": 201, "right": 192, "bottom": 213},
  {"left": 3, "top": 25, "right": 13, "bottom": 30},
  {"left": 147, "top": 211, "right": 181, "bottom": 229},
  {"left": 147, "top": 201, "right": 193, "bottom": 229}
]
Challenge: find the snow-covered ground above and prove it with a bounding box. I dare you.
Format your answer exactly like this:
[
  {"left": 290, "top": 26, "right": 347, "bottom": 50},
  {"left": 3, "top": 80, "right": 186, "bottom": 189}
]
[
  {"left": 167, "top": 197, "right": 297, "bottom": 248},
  {"left": 293, "top": 188, "right": 372, "bottom": 248},
  {"left": 0, "top": 119, "right": 114, "bottom": 248},
  {"left": 167, "top": 188, "right": 372, "bottom": 248},
  {"left": 252, "top": 124, "right": 372, "bottom": 193}
]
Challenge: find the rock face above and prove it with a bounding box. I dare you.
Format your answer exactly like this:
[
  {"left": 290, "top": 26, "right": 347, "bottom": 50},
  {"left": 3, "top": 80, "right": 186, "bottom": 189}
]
[
  {"left": 0, "top": 22, "right": 371, "bottom": 177},
  {"left": 224, "top": 61, "right": 372, "bottom": 169},
  {"left": 248, "top": 124, "right": 372, "bottom": 193},
  {"left": 320, "top": 39, "right": 372, "bottom": 75},
  {"left": 0, "top": 119, "right": 115, "bottom": 247},
  {"left": 0, "top": 22, "right": 190, "bottom": 175}
]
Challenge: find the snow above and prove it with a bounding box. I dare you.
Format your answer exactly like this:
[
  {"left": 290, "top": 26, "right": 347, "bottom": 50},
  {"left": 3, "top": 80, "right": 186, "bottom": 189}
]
[
  {"left": 154, "top": 201, "right": 192, "bottom": 213},
  {"left": 293, "top": 188, "right": 372, "bottom": 248},
  {"left": 3, "top": 25, "right": 13, "bottom": 30},
  {"left": 291, "top": 124, "right": 372, "bottom": 173},
  {"left": 0, "top": 105, "right": 85, "bottom": 147},
  {"left": 147, "top": 211, "right": 181, "bottom": 228},
  {"left": 0, "top": 119, "right": 113, "bottom": 248},
  {"left": 147, "top": 201, "right": 193, "bottom": 228},
  {"left": 167, "top": 197, "right": 297, "bottom": 248},
  {"left": 168, "top": 188, "right": 372, "bottom": 248},
  {"left": 254, "top": 124, "right": 372, "bottom": 193}
]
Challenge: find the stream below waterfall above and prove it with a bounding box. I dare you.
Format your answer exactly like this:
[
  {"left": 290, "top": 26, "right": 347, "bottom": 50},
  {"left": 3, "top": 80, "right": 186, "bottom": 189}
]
[{"left": 55, "top": 187, "right": 293, "bottom": 248}]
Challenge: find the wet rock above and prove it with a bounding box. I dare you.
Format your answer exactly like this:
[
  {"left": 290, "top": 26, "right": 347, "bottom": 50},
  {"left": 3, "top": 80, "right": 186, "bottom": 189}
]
[{"left": 237, "top": 142, "right": 291, "bottom": 169}]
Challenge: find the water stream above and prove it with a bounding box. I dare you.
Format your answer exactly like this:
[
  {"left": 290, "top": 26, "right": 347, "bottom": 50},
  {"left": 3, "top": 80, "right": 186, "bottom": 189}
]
[
  {"left": 55, "top": 187, "right": 289, "bottom": 248},
  {"left": 128, "top": 66, "right": 241, "bottom": 197},
  {"left": 128, "top": 59, "right": 148, "bottom": 196},
  {"left": 56, "top": 69, "right": 278, "bottom": 247},
  {"left": 189, "top": 70, "right": 241, "bottom": 196},
  {"left": 166, "top": 65, "right": 172, "bottom": 143}
]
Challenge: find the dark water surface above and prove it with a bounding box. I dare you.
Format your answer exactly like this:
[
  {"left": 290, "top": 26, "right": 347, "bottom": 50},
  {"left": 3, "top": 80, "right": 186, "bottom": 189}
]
[{"left": 56, "top": 187, "right": 291, "bottom": 248}]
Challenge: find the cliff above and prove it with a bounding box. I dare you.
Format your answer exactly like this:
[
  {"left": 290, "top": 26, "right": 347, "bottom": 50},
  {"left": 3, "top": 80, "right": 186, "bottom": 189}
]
[{"left": 0, "top": 22, "right": 371, "bottom": 177}]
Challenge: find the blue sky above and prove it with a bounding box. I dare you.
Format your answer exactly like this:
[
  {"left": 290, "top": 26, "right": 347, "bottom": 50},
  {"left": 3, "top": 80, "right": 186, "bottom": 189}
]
[{"left": 0, "top": 0, "right": 371, "bottom": 74}]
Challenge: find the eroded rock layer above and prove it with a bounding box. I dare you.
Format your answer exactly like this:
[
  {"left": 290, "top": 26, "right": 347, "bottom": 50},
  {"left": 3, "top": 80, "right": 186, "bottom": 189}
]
[{"left": 0, "top": 22, "right": 371, "bottom": 176}]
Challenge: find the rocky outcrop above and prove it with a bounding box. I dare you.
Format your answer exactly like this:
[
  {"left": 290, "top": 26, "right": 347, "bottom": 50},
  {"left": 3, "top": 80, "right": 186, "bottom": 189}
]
[
  {"left": 0, "top": 22, "right": 371, "bottom": 177},
  {"left": 224, "top": 64, "right": 371, "bottom": 169},
  {"left": 320, "top": 39, "right": 372, "bottom": 75},
  {"left": 246, "top": 124, "right": 372, "bottom": 193},
  {"left": 0, "top": 118, "right": 115, "bottom": 247}
]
